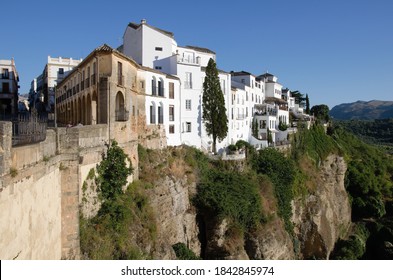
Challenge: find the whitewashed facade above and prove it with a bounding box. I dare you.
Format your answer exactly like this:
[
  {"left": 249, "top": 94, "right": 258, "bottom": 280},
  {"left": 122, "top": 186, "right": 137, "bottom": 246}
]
[{"left": 122, "top": 20, "right": 233, "bottom": 152}]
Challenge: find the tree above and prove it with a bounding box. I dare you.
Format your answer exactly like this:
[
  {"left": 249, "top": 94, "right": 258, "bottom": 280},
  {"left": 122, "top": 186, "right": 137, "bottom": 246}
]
[
  {"left": 97, "top": 140, "right": 133, "bottom": 203},
  {"left": 291, "top": 90, "right": 305, "bottom": 105},
  {"left": 305, "top": 94, "right": 310, "bottom": 114},
  {"left": 310, "top": 104, "right": 330, "bottom": 123},
  {"left": 202, "top": 58, "right": 228, "bottom": 154}
]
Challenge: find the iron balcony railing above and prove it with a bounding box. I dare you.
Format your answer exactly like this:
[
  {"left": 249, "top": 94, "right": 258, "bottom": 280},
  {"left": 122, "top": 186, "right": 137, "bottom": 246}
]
[
  {"left": 115, "top": 108, "right": 129, "bottom": 122},
  {"left": 12, "top": 110, "right": 47, "bottom": 146}
]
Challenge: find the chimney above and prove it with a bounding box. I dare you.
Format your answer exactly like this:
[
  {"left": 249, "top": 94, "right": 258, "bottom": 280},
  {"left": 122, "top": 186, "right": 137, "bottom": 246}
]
[{"left": 141, "top": 19, "right": 146, "bottom": 24}]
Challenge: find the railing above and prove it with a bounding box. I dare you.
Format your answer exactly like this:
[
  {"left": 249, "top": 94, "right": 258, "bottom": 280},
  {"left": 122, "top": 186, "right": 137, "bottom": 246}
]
[
  {"left": 115, "top": 108, "right": 129, "bottom": 122},
  {"left": 85, "top": 78, "right": 90, "bottom": 88},
  {"left": 12, "top": 110, "right": 47, "bottom": 146},
  {"left": 91, "top": 73, "right": 96, "bottom": 85},
  {"left": 177, "top": 57, "right": 200, "bottom": 65}
]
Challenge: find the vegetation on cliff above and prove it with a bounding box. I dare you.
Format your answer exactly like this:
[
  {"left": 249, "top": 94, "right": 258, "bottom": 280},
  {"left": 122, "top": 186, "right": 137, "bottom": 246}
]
[
  {"left": 80, "top": 141, "right": 156, "bottom": 259},
  {"left": 79, "top": 123, "right": 393, "bottom": 260},
  {"left": 333, "top": 119, "right": 393, "bottom": 154}
]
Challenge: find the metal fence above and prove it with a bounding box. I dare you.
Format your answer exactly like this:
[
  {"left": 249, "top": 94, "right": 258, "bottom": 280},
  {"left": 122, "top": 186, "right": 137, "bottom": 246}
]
[{"left": 12, "top": 110, "right": 47, "bottom": 146}]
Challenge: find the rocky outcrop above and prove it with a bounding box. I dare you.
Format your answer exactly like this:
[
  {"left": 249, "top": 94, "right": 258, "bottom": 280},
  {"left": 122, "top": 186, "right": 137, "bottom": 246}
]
[
  {"left": 203, "top": 218, "right": 249, "bottom": 260},
  {"left": 246, "top": 217, "right": 295, "bottom": 260},
  {"left": 147, "top": 175, "right": 200, "bottom": 259},
  {"left": 292, "top": 154, "right": 351, "bottom": 259}
]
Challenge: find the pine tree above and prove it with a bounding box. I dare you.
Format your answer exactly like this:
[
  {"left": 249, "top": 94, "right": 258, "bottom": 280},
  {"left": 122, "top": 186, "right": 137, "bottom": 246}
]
[{"left": 202, "top": 58, "right": 228, "bottom": 154}]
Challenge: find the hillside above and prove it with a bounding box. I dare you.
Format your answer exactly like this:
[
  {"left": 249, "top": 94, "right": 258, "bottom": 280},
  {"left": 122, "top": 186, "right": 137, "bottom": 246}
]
[
  {"left": 330, "top": 100, "right": 393, "bottom": 120},
  {"left": 333, "top": 119, "right": 393, "bottom": 154},
  {"left": 79, "top": 126, "right": 393, "bottom": 260}
]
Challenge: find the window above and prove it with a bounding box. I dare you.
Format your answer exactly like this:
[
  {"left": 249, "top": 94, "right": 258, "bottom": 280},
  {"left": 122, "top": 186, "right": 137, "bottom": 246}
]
[
  {"left": 158, "top": 106, "right": 163, "bottom": 124},
  {"left": 185, "top": 72, "right": 192, "bottom": 89},
  {"left": 155, "top": 66, "right": 162, "bottom": 70},
  {"left": 169, "top": 105, "right": 174, "bottom": 121},
  {"left": 140, "top": 81, "right": 144, "bottom": 89},
  {"left": 169, "top": 125, "right": 175, "bottom": 134},
  {"left": 58, "top": 68, "right": 64, "bottom": 75},
  {"left": 169, "top": 82, "right": 174, "bottom": 99},
  {"left": 185, "top": 99, "right": 191, "bottom": 110},
  {"left": 2, "top": 68, "right": 9, "bottom": 79},
  {"left": 150, "top": 105, "right": 156, "bottom": 124},
  {"left": 118, "top": 62, "right": 123, "bottom": 85},
  {"left": 158, "top": 80, "right": 164, "bottom": 97},
  {"left": 186, "top": 122, "right": 191, "bottom": 132},
  {"left": 221, "top": 79, "right": 226, "bottom": 93},
  {"left": 2, "top": 82, "right": 10, "bottom": 93},
  {"left": 155, "top": 47, "right": 163, "bottom": 51}
]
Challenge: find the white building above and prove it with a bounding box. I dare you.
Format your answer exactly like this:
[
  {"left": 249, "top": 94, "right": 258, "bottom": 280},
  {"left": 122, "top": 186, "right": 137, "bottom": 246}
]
[
  {"left": 122, "top": 19, "right": 232, "bottom": 152},
  {"left": 32, "top": 56, "right": 82, "bottom": 117},
  {"left": 229, "top": 71, "right": 265, "bottom": 145},
  {"left": 0, "top": 59, "right": 19, "bottom": 117},
  {"left": 141, "top": 66, "right": 181, "bottom": 146}
]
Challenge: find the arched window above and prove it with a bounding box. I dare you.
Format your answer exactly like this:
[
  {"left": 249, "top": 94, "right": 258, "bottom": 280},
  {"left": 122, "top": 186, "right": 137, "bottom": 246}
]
[
  {"left": 151, "top": 76, "right": 157, "bottom": 96},
  {"left": 115, "top": 91, "right": 128, "bottom": 121}
]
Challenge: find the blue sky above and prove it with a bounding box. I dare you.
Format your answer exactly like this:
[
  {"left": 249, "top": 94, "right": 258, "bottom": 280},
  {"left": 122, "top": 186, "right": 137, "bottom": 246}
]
[{"left": 2, "top": 0, "right": 392, "bottom": 108}]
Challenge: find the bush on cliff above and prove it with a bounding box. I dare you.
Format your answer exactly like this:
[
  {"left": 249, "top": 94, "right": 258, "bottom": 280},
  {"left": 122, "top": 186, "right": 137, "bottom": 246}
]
[{"left": 195, "top": 169, "right": 263, "bottom": 231}]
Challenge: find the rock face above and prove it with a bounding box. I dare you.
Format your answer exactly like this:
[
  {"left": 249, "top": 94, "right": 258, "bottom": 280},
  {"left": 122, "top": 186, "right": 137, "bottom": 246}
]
[
  {"left": 203, "top": 218, "right": 249, "bottom": 260},
  {"left": 246, "top": 217, "right": 295, "bottom": 260},
  {"left": 292, "top": 154, "right": 352, "bottom": 259},
  {"left": 147, "top": 175, "right": 200, "bottom": 259}
]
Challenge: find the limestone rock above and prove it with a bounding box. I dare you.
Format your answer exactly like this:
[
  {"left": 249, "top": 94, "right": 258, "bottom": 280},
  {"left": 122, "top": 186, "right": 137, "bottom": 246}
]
[
  {"left": 292, "top": 154, "right": 351, "bottom": 259},
  {"left": 148, "top": 175, "right": 200, "bottom": 259},
  {"left": 246, "top": 217, "right": 295, "bottom": 260}
]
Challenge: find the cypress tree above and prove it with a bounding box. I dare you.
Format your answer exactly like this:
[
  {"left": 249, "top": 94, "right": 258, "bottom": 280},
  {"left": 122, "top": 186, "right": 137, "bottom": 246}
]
[
  {"left": 305, "top": 94, "right": 310, "bottom": 114},
  {"left": 202, "top": 58, "right": 228, "bottom": 154}
]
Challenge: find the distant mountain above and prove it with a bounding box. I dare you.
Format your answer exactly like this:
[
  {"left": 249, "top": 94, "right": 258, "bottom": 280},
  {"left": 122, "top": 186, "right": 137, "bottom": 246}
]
[{"left": 330, "top": 100, "right": 393, "bottom": 120}]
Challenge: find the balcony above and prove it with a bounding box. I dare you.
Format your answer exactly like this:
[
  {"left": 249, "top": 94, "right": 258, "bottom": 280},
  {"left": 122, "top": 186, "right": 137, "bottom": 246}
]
[
  {"left": 85, "top": 78, "right": 90, "bottom": 88},
  {"left": 91, "top": 73, "right": 96, "bottom": 85},
  {"left": 177, "top": 56, "right": 200, "bottom": 66},
  {"left": 115, "top": 108, "right": 129, "bottom": 122}
]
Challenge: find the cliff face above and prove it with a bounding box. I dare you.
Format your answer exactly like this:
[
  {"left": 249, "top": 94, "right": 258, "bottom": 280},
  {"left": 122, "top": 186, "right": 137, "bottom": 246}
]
[
  {"left": 147, "top": 175, "right": 200, "bottom": 259},
  {"left": 292, "top": 154, "right": 352, "bottom": 259}
]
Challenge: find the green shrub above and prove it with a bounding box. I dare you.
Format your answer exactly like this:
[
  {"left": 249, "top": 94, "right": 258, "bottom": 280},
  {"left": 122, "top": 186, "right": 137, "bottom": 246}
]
[
  {"left": 195, "top": 169, "right": 263, "bottom": 230},
  {"left": 172, "top": 243, "right": 201, "bottom": 260},
  {"left": 252, "top": 148, "right": 295, "bottom": 233},
  {"left": 96, "top": 140, "right": 133, "bottom": 208},
  {"left": 331, "top": 223, "right": 370, "bottom": 260}
]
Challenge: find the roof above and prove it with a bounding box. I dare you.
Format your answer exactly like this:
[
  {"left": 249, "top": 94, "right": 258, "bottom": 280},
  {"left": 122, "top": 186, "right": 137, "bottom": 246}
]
[
  {"left": 128, "top": 21, "right": 174, "bottom": 38},
  {"left": 184, "top": 45, "right": 216, "bottom": 54},
  {"left": 256, "top": 73, "right": 275, "bottom": 81},
  {"left": 230, "top": 71, "right": 255, "bottom": 77},
  {"left": 57, "top": 43, "right": 180, "bottom": 88},
  {"left": 140, "top": 66, "right": 180, "bottom": 80},
  {"left": 201, "top": 66, "right": 229, "bottom": 74}
]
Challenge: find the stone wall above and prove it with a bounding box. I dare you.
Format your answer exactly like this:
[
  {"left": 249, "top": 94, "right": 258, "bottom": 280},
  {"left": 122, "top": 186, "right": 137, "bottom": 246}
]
[{"left": 0, "top": 121, "right": 140, "bottom": 259}]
